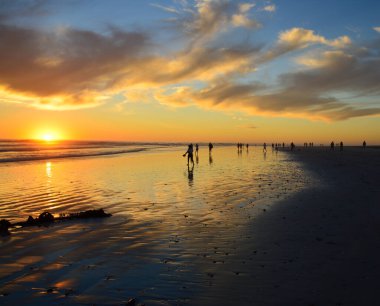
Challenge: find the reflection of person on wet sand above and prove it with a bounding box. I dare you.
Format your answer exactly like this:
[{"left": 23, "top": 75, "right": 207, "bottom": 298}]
[
  {"left": 183, "top": 144, "right": 194, "bottom": 165},
  {"left": 187, "top": 163, "right": 194, "bottom": 185},
  {"left": 209, "top": 152, "right": 213, "bottom": 165}
]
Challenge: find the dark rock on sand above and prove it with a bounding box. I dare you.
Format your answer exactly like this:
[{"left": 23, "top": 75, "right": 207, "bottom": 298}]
[
  {"left": 4, "top": 209, "right": 112, "bottom": 235},
  {"left": 126, "top": 297, "right": 136, "bottom": 305},
  {"left": 38, "top": 212, "right": 54, "bottom": 223},
  {"left": 0, "top": 219, "right": 11, "bottom": 236}
]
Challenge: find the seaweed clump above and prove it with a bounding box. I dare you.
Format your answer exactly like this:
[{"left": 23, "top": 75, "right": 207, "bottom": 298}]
[{"left": 0, "top": 209, "right": 111, "bottom": 236}]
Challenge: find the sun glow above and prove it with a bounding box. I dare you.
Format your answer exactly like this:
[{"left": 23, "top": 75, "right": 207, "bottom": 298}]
[
  {"left": 42, "top": 134, "right": 55, "bottom": 141},
  {"left": 34, "top": 130, "right": 62, "bottom": 142}
]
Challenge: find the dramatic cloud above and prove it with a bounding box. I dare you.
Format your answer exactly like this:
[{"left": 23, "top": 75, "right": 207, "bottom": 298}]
[
  {"left": 1, "top": 0, "right": 380, "bottom": 120},
  {"left": 0, "top": 24, "right": 152, "bottom": 108},
  {"left": 154, "top": 41, "right": 380, "bottom": 121},
  {"left": 374, "top": 27, "right": 380, "bottom": 33}
]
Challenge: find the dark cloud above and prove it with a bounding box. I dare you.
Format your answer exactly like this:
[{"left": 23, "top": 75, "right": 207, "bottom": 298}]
[
  {"left": 0, "top": 23, "right": 150, "bottom": 101},
  {"left": 282, "top": 52, "right": 380, "bottom": 95}
]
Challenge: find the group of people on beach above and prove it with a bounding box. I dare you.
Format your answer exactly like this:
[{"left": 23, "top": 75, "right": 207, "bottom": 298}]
[
  {"left": 183, "top": 140, "right": 369, "bottom": 165},
  {"left": 237, "top": 143, "right": 249, "bottom": 151}
]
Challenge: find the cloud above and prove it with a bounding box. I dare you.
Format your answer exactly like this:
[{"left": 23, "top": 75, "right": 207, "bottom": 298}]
[
  {"left": 154, "top": 44, "right": 380, "bottom": 121},
  {"left": 282, "top": 49, "right": 380, "bottom": 95},
  {"left": 1, "top": 1, "right": 380, "bottom": 121},
  {"left": 168, "top": 0, "right": 260, "bottom": 43},
  {"left": 0, "top": 24, "right": 151, "bottom": 108},
  {"left": 374, "top": 27, "right": 380, "bottom": 33},
  {"left": 258, "top": 27, "right": 353, "bottom": 65},
  {"left": 151, "top": 3, "right": 179, "bottom": 14},
  {"left": 263, "top": 5, "right": 276, "bottom": 12},
  {"left": 0, "top": 20, "right": 260, "bottom": 109},
  {"left": 278, "top": 28, "right": 351, "bottom": 49}
]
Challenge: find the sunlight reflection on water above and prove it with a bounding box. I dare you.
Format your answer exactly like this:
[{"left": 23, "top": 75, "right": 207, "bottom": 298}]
[{"left": 0, "top": 146, "right": 316, "bottom": 305}]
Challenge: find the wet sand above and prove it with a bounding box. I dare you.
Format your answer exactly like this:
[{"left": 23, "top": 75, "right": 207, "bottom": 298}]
[
  {"left": 199, "top": 147, "right": 380, "bottom": 305},
  {"left": 1, "top": 146, "right": 379, "bottom": 305}
]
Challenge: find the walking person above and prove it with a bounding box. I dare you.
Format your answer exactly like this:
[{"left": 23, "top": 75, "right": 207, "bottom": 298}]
[{"left": 183, "top": 144, "right": 194, "bottom": 166}]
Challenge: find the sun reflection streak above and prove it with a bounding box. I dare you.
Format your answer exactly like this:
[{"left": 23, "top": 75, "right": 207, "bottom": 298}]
[{"left": 46, "top": 162, "right": 52, "bottom": 179}]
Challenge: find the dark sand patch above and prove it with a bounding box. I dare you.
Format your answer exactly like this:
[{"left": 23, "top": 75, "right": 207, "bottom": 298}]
[{"left": 196, "top": 147, "right": 380, "bottom": 305}]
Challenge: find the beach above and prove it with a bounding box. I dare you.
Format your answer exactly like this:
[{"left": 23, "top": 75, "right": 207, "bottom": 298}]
[{"left": 1, "top": 145, "right": 379, "bottom": 305}]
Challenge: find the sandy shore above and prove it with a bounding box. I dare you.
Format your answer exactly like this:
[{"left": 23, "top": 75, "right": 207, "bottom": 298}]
[
  {"left": 1, "top": 146, "right": 379, "bottom": 305},
  {"left": 200, "top": 147, "right": 380, "bottom": 305}
]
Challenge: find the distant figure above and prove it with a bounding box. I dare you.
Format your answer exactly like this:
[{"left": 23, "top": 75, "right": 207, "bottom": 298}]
[
  {"left": 208, "top": 142, "right": 213, "bottom": 152},
  {"left": 263, "top": 142, "right": 267, "bottom": 153},
  {"left": 246, "top": 143, "right": 249, "bottom": 151},
  {"left": 363, "top": 141, "right": 366, "bottom": 149},
  {"left": 183, "top": 144, "right": 194, "bottom": 165},
  {"left": 330, "top": 141, "right": 335, "bottom": 150},
  {"left": 340, "top": 141, "right": 343, "bottom": 151},
  {"left": 290, "top": 142, "right": 295, "bottom": 151},
  {"left": 282, "top": 142, "right": 285, "bottom": 148},
  {"left": 195, "top": 144, "right": 199, "bottom": 156}
]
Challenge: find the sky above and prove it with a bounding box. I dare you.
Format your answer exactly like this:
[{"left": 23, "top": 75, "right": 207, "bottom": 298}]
[{"left": 1, "top": 0, "right": 380, "bottom": 144}]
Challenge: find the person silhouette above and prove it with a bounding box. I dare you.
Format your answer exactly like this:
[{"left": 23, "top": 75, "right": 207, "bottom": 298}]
[
  {"left": 330, "top": 141, "right": 335, "bottom": 150},
  {"left": 195, "top": 143, "right": 199, "bottom": 156},
  {"left": 263, "top": 142, "right": 267, "bottom": 153},
  {"left": 363, "top": 141, "right": 366, "bottom": 149},
  {"left": 183, "top": 144, "right": 194, "bottom": 165},
  {"left": 208, "top": 142, "right": 213, "bottom": 152},
  {"left": 340, "top": 141, "right": 343, "bottom": 151}
]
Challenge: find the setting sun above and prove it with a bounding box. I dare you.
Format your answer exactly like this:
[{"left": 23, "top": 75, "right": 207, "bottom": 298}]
[
  {"left": 34, "top": 129, "right": 63, "bottom": 142},
  {"left": 42, "top": 133, "right": 55, "bottom": 142}
]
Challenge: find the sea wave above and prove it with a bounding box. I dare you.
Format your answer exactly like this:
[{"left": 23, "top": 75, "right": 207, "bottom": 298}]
[{"left": 0, "top": 148, "right": 149, "bottom": 163}]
